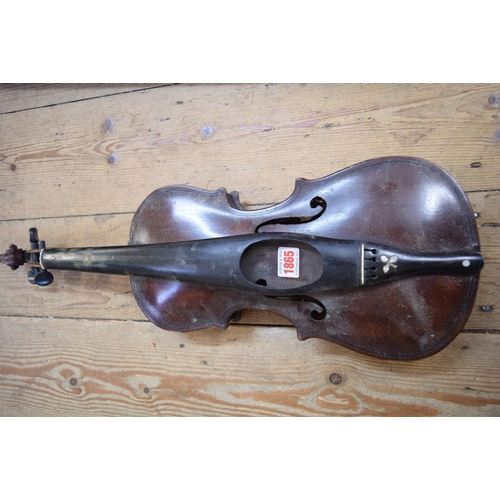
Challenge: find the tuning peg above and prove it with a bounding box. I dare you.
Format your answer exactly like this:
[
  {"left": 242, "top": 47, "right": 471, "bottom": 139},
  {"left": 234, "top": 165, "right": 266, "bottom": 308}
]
[
  {"left": 1, "top": 228, "right": 56, "bottom": 286},
  {"left": 34, "top": 270, "right": 54, "bottom": 286}
]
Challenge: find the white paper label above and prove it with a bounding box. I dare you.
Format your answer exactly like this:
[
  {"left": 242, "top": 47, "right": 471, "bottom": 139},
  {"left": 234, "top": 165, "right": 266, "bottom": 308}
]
[{"left": 278, "top": 247, "right": 300, "bottom": 278}]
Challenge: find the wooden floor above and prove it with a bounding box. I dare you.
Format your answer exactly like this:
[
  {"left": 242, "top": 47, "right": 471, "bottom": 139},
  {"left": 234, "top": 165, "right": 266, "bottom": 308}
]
[{"left": 0, "top": 83, "right": 499, "bottom": 416}]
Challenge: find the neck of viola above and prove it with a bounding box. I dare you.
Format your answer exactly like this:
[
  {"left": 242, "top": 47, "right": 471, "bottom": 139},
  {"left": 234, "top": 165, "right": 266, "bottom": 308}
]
[
  {"left": 39, "top": 235, "right": 483, "bottom": 296},
  {"left": 38, "top": 234, "right": 362, "bottom": 296},
  {"left": 41, "top": 244, "right": 202, "bottom": 282}
]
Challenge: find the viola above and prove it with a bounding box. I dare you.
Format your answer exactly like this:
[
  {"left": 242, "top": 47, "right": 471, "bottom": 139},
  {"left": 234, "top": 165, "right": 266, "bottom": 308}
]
[{"left": 1, "top": 157, "right": 483, "bottom": 360}]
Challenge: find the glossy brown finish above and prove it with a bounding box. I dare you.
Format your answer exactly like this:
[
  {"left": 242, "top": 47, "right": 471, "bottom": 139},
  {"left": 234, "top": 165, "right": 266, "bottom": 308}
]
[{"left": 129, "top": 157, "right": 481, "bottom": 360}]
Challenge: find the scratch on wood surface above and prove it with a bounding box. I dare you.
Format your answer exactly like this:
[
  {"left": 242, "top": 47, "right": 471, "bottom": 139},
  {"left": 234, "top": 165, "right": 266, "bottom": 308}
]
[
  {"left": 153, "top": 118, "right": 325, "bottom": 146},
  {"left": 389, "top": 128, "right": 435, "bottom": 146}
]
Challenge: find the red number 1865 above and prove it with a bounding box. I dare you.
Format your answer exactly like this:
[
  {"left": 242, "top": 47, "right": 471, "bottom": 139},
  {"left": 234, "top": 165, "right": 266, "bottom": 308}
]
[
  {"left": 282, "top": 250, "right": 296, "bottom": 273},
  {"left": 278, "top": 247, "right": 299, "bottom": 278}
]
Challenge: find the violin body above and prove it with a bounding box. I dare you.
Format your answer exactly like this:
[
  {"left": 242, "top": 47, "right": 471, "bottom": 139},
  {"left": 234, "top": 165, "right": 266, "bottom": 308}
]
[
  {"left": 128, "top": 156, "right": 481, "bottom": 360},
  {"left": 1, "top": 157, "right": 483, "bottom": 360}
]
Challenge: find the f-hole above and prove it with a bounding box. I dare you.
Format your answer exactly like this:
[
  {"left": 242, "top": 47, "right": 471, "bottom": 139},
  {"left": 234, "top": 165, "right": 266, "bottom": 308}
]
[
  {"left": 268, "top": 295, "right": 327, "bottom": 322},
  {"left": 255, "top": 197, "right": 327, "bottom": 233}
]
